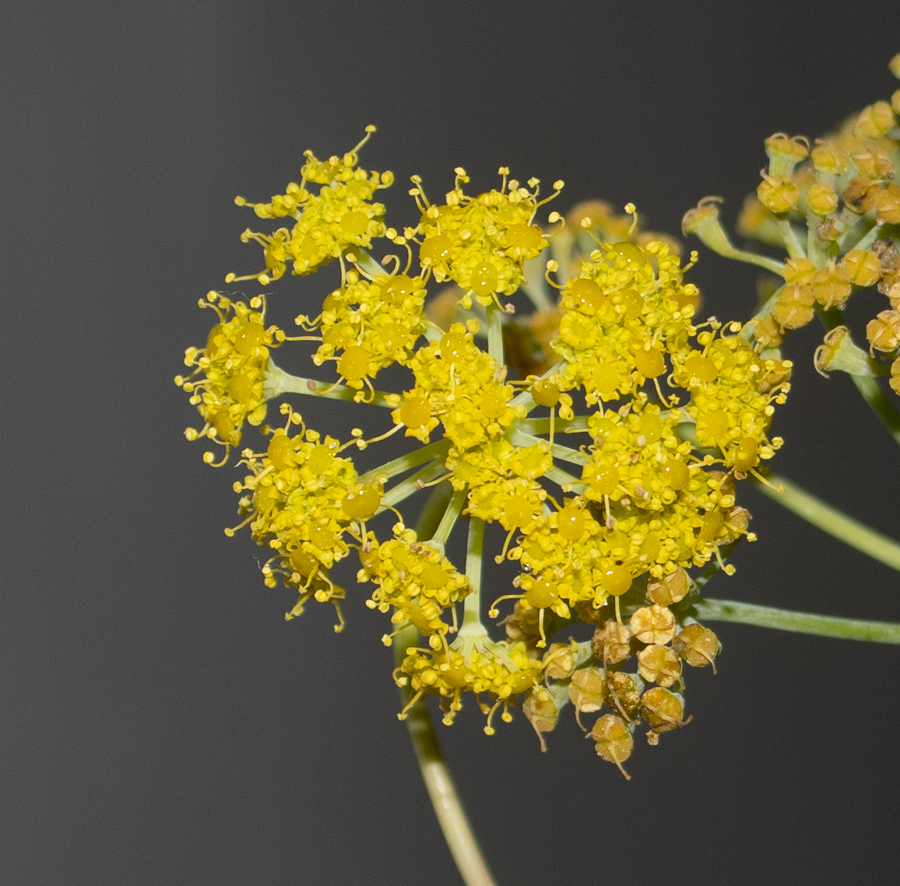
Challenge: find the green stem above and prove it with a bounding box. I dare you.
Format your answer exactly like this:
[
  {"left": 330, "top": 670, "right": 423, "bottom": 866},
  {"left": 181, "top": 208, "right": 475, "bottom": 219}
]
[
  {"left": 359, "top": 439, "right": 450, "bottom": 486},
  {"left": 460, "top": 517, "right": 486, "bottom": 634},
  {"left": 394, "top": 624, "right": 497, "bottom": 886},
  {"left": 379, "top": 458, "right": 448, "bottom": 511},
  {"left": 544, "top": 466, "right": 582, "bottom": 489},
  {"left": 773, "top": 217, "right": 806, "bottom": 259},
  {"left": 754, "top": 472, "right": 900, "bottom": 573},
  {"left": 389, "top": 490, "right": 496, "bottom": 886},
  {"left": 508, "top": 428, "right": 590, "bottom": 468},
  {"left": 744, "top": 283, "right": 783, "bottom": 347},
  {"left": 516, "top": 415, "right": 590, "bottom": 435},
  {"left": 353, "top": 250, "right": 388, "bottom": 279},
  {"left": 265, "top": 361, "right": 394, "bottom": 408},
  {"left": 415, "top": 483, "right": 455, "bottom": 540},
  {"left": 519, "top": 252, "right": 554, "bottom": 311},
  {"left": 849, "top": 374, "right": 900, "bottom": 447},
  {"left": 843, "top": 220, "right": 883, "bottom": 253},
  {"left": 693, "top": 598, "right": 900, "bottom": 643},
  {"left": 508, "top": 359, "right": 567, "bottom": 411},
  {"left": 685, "top": 209, "right": 787, "bottom": 276},
  {"left": 432, "top": 487, "right": 467, "bottom": 546},
  {"left": 486, "top": 302, "right": 504, "bottom": 365}
]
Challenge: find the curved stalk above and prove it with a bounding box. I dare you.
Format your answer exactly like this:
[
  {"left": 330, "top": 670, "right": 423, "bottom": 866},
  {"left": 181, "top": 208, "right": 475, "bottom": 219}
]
[{"left": 694, "top": 598, "right": 900, "bottom": 643}]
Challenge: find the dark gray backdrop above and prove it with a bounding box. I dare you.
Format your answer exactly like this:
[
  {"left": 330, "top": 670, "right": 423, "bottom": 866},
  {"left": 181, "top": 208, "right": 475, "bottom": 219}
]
[{"left": 4, "top": 2, "right": 900, "bottom": 883}]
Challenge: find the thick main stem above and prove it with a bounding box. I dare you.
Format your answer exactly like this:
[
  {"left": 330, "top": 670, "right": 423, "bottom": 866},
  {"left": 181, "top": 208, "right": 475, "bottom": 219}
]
[
  {"left": 391, "top": 493, "right": 496, "bottom": 886},
  {"left": 694, "top": 598, "right": 900, "bottom": 643},
  {"left": 395, "top": 626, "right": 497, "bottom": 886}
]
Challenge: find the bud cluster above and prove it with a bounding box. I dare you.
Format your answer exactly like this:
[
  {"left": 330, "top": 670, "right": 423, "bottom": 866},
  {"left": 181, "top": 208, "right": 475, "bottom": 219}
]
[{"left": 683, "top": 55, "right": 900, "bottom": 393}]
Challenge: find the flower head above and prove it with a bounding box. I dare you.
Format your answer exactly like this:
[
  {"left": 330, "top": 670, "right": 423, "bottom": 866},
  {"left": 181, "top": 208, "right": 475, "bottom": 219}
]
[
  {"left": 230, "top": 126, "right": 393, "bottom": 283},
  {"left": 412, "top": 167, "right": 563, "bottom": 307},
  {"left": 179, "top": 129, "right": 790, "bottom": 770},
  {"left": 175, "top": 293, "right": 280, "bottom": 463}
]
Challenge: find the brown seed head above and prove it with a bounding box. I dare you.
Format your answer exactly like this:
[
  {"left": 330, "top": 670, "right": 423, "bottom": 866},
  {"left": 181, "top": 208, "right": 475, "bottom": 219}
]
[
  {"left": 773, "top": 282, "right": 815, "bottom": 329},
  {"left": 630, "top": 604, "right": 677, "bottom": 645},
  {"left": 591, "top": 714, "right": 634, "bottom": 777},
  {"left": 673, "top": 622, "right": 721, "bottom": 670},
  {"left": 843, "top": 177, "right": 878, "bottom": 214},
  {"left": 637, "top": 644, "right": 683, "bottom": 687},
  {"left": 603, "top": 670, "right": 642, "bottom": 718},
  {"left": 752, "top": 313, "right": 786, "bottom": 349},
  {"left": 839, "top": 249, "right": 883, "bottom": 288},
  {"left": 851, "top": 144, "right": 894, "bottom": 180},
  {"left": 639, "top": 687, "right": 686, "bottom": 734},
  {"left": 811, "top": 140, "right": 849, "bottom": 175},
  {"left": 806, "top": 181, "right": 839, "bottom": 217},
  {"left": 646, "top": 567, "right": 690, "bottom": 606},
  {"left": 568, "top": 667, "right": 606, "bottom": 727},
  {"left": 867, "top": 309, "right": 900, "bottom": 353},
  {"left": 590, "top": 619, "right": 632, "bottom": 664},
  {"left": 542, "top": 641, "right": 578, "bottom": 680},
  {"left": 853, "top": 101, "right": 897, "bottom": 139},
  {"left": 874, "top": 183, "right": 900, "bottom": 225},
  {"left": 524, "top": 686, "right": 560, "bottom": 751}
]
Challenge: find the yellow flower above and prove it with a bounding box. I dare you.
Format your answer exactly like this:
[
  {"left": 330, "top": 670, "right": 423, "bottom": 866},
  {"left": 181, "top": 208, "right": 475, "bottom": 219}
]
[
  {"left": 683, "top": 71, "right": 900, "bottom": 399},
  {"left": 397, "top": 637, "right": 542, "bottom": 733},
  {"left": 175, "top": 292, "right": 279, "bottom": 463},
  {"left": 412, "top": 167, "right": 562, "bottom": 306},
  {"left": 311, "top": 270, "right": 428, "bottom": 389},
  {"left": 402, "top": 323, "right": 525, "bottom": 454},
  {"left": 180, "top": 129, "right": 793, "bottom": 768},
  {"left": 230, "top": 127, "right": 393, "bottom": 283},
  {"left": 359, "top": 525, "right": 471, "bottom": 640}
]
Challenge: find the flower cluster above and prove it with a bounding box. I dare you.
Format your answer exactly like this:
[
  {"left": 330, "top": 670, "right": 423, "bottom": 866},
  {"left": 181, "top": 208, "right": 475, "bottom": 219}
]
[
  {"left": 683, "top": 55, "right": 900, "bottom": 393},
  {"left": 524, "top": 586, "right": 721, "bottom": 774},
  {"left": 175, "top": 293, "right": 280, "bottom": 464},
  {"left": 410, "top": 168, "right": 560, "bottom": 306},
  {"left": 230, "top": 126, "right": 393, "bottom": 283},
  {"left": 177, "top": 128, "right": 790, "bottom": 773},
  {"left": 309, "top": 270, "right": 428, "bottom": 391}
]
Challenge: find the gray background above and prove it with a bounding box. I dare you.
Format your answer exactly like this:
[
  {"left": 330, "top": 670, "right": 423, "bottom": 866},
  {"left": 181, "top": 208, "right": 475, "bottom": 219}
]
[{"left": 4, "top": 1, "right": 900, "bottom": 883}]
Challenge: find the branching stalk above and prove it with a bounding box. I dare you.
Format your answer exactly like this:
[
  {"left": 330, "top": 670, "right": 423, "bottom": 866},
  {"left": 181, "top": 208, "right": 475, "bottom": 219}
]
[
  {"left": 816, "top": 308, "right": 900, "bottom": 447},
  {"left": 265, "top": 361, "right": 395, "bottom": 408}
]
